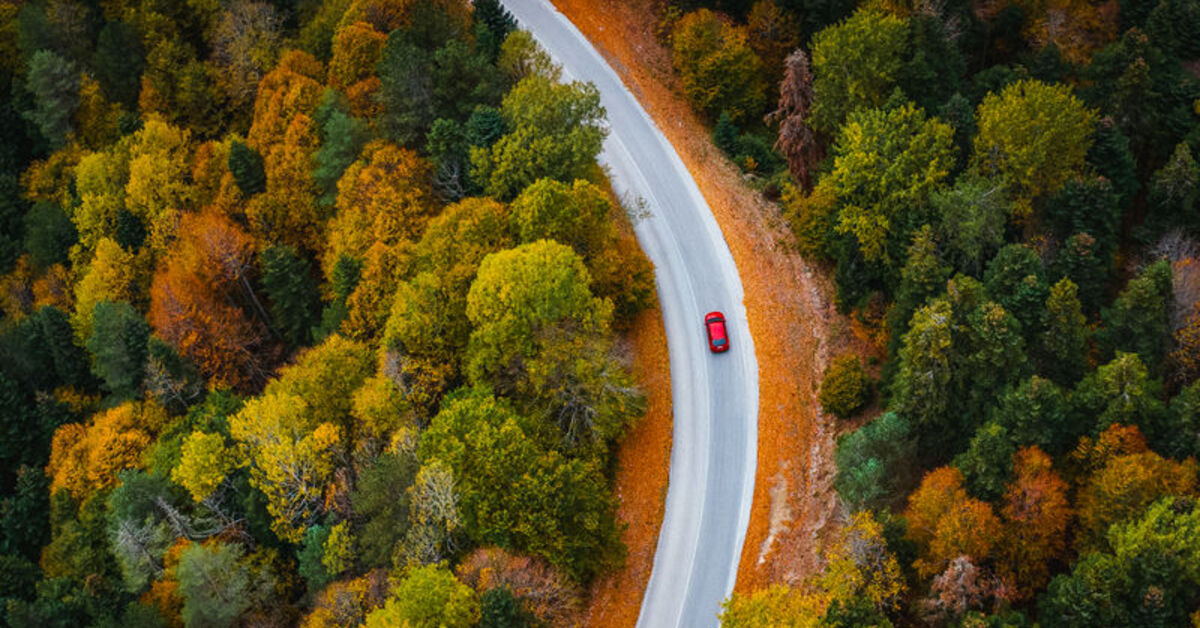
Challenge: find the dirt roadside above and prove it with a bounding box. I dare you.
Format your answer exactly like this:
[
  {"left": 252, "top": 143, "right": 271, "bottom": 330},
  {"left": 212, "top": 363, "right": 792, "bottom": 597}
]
[{"left": 545, "top": 0, "right": 870, "bottom": 622}]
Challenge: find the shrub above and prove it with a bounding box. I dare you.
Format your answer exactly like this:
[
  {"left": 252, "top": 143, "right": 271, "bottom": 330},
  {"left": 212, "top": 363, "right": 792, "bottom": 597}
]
[{"left": 820, "top": 354, "right": 871, "bottom": 419}]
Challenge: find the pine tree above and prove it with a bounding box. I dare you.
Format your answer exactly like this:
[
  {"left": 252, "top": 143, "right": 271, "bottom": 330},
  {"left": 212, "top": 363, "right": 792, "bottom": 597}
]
[{"left": 228, "top": 138, "right": 266, "bottom": 197}]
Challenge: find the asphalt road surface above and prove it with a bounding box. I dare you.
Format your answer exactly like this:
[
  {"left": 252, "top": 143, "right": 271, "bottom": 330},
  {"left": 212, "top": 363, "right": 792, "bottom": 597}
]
[{"left": 500, "top": 2, "right": 760, "bottom": 626}]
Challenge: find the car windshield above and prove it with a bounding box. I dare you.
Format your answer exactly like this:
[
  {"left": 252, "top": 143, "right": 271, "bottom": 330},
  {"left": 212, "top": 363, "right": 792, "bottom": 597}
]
[{"left": 714, "top": 338, "right": 726, "bottom": 346}]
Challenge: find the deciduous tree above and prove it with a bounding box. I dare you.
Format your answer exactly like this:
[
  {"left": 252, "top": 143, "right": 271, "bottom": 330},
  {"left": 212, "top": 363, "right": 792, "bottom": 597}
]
[{"left": 671, "top": 9, "right": 767, "bottom": 123}]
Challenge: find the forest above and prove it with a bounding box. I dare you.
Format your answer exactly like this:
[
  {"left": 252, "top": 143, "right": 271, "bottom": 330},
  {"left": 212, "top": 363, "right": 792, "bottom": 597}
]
[
  {"left": 648, "top": 0, "right": 1200, "bottom": 626},
  {"left": 0, "top": 0, "right": 660, "bottom": 625}
]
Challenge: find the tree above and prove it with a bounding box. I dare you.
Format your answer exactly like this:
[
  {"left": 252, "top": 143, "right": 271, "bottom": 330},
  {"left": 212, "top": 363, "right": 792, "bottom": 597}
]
[
  {"left": 258, "top": 245, "right": 320, "bottom": 348},
  {"left": 1098, "top": 260, "right": 1173, "bottom": 373},
  {"left": 472, "top": 76, "right": 606, "bottom": 201},
  {"left": 73, "top": 149, "right": 130, "bottom": 251},
  {"left": 72, "top": 237, "right": 138, "bottom": 342},
  {"left": 768, "top": 49, "right": 823, "bottom": 190},
  {"left": 228, "top": 138, "right": 266, "bottom": 197},
  {"left": 1040, "top": 497, "right": 1200, "bottom": 628},
  {"left": 1039, "top": 278, "right": 1090, "bottom": 386},
  {"left": 920, "top": 556, "right": 1004, "bottom": 626},
  {"left": 229, "top": 393, "right": 341, "bottom": 542},
  {"left": 983, "top": 243, "right": 1048, "bottom": 339},
  {"left": 808, "top": 8, "right": 908, "bottom": 133},
  {"left": 23, "top": 49, "right": 79, "bottom": 148},
  {"left": 419, "top": 392, "right": 621, "bottom": 581},
  {"left": 1053, "top": 232, "right": 1111, "bottom": 315},
  {"left": 930, "top": 177, "right": 1009, "bottom": 277},
  {"left": 817, "top": 510, "right": 906, "bottom": 613},
  {"left": 992, "top": 375, "right": 1074, "bottom": 456},
  {"left": 432, "top": 38, "right": 505, "bottom": 122},
  {"left": 904, "top": 467, "right": 1003, "bottom": 578},
  {"left": 455, "top": 547, "right": 583, "bottom": 626},
  {"left": 247, "top": 113, "right": 326, "bottom": 252},
  {"left": 328, "top": 20, "right": 387, "bottom": 91},
  {"left": 124, "top": 117, "right": 194, "bottom": 253},
  {"left": 498, "top": 30, "right": 560, "bottom": 84},
  {"left": 973, "top": 79, "right": 1097, "bottom": 212},
  {"left": 671, "top": 9, "right": 766, "bottom": 123},
  {"left": 326, "top": 140, "right": 436, "bottom": 266},
  {"left": 819, "top": 353, "right": 871, "bottom": 419},
  {"left": 265, "top": 334, "right": 374, "bottom": 434},
  {"left": 998, "top": 446, "right": 1071, "bottom": 598},
  {"left": 149, "top": 208, "right": 278, "bottom": 390},
  {"left": 22, "top": 201, "right": 76, "bottom": 270},
  {"left": 401, "top": 461, "right": 462, "bottom": 567},
  {"left": 107, "top": 471, "right": 175, "bottom": 593},
  {"left": 953, "top": 422, "right": 1016, "bottom": 501},
  {"left": 746, "top": 0, "right": 800, "bottom": 80},
  {"left": 171, "top": 431, "right": 234, "bottom": 503},
  {"left": 834, "top": 412, "right": 917, "bottom": 511},
  {"left": 376, "top": 31, "right": 435, "bottom": 147},
  {"left": 176, "top": 542, "right": 256, "bottom": 627},
  {"left": 350, "top": 450, "right": 418, "bottom": 568},
  {"left": 1075, "top": 449, "right": 1197, "bottom": 551},
  {"left": 313, "top": 90, "right": 370, "bottom": 207},
  {"left": 465, "top": 240, "right": 610, "bottom": 394},
  {"left": 86, "top": 301, "right": 150, "bottom": 401},
  {"left": 1141, "top": 143, "right": 1199, "bottom": 242},
  {"left": 47, "top": 402, "right": 164, "bottom": 500},
  {"left": 365, "top": 564, "right": 479, "bottom": 628},
  {"left": 721, "top": 584, "right": 827, "bottom": 627},
  {"left": 829, "top": 102, "right": 955, "bottom": 268}
]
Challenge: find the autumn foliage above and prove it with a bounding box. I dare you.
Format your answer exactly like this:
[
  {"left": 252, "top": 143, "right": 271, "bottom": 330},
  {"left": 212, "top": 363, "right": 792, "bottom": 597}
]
[{"left": 150, "top": 208, "right": 280, "bottom": 390}]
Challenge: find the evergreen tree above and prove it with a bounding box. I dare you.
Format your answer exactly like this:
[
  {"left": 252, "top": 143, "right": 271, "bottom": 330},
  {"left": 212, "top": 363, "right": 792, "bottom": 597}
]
[
  {"left": 23, "top": 50, "right": 79, "bottom": 148},
  {"left": 87, "top": 301, "right": 150, "bottom": 401},
  {"left": 228, "top": 138, "right": 266, "bottom": 197},
  {"left": 259, "top": 245, "right": 320, "bottom": 348}
]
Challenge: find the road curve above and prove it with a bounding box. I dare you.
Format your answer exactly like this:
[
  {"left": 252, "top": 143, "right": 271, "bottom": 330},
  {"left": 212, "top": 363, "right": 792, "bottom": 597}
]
[{"left": 499, "top": 2, "right": 760, "bottom": 626}]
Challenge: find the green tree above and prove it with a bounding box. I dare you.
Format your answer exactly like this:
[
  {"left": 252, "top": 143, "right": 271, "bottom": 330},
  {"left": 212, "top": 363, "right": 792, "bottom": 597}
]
[
  {"left": 829, "top": 102, "right": 955, "bottom": 269},
  {"left": 670, "top": 9, "right": 766, "bottom": 123},
  {"left": 93, "top": 20, "right": 144, "bottom": 108},
  {"left": 834, "top": 412, "right": 917, "bottom": 511},
  {"left": 930, "top": 176, "right": 1009, "bottom": 277},
  {"left": 176, "top": 542, "right": 256, "bottom": 628},
  {"left": 1040, "top": 497, "right": 1200, "bottom": 627},
  {"left": 1073, "top": 352, "right": 1169, "bottom": 445},
  {"left": 466, "top": 240, "right": 610, "bottom": 395},
  {"left": 1039, "top": 278, "right": 1090, "bottom": 386},
  {"left": 366, "top": 564, "right": 479, "bottom": 628},
  {"left": 312, "top": 90, "right": 369, "bottom": 208},
  {"left": 432, "top": 38, "right": 505, "bottom": 121},
  {"left": 228, "top": 138, "right": 266, "bottom": 197},
  {"left": 259, "top": 245, "right": 320, "bottom": 348},
  {"left": 973, "top": 79, "right": 1097, "bottom": 212},
  {"left": 474, "top": 0, "right": 517, "bottom": 61},
  {"left": 953, "top": 422, "right": 1015, "bottom": 501},
  {"left": 106, "top": 471, "right": 174, "bottom": 593},
  {"left": 808, "top": 8, "right": 908, "bottom": 133},
  {"left": 1097, "top": 260, "right": 1173, "bottom": 372},
  {"left": 86, "top": 301, "right": 150, "bottom": 401},
  {"left": 419, "top": 392, "right": 621, "bottom": 581},
  {"left": 376, "top": 32, "right": 434, "bottom": 147},
  {"left": 350, "top": 450, "right": 418, "bottom": 568},
  {"left": 713, "top": 111, "right": 739, "bottom": 155},
  {"left": 1140, "top": 143, "right": 1199, "bottom": 242},
  {"left": 983, "top": 243, "right": 1048, "bottom": 339},
  {"left": 23, "top": 49, "right": 79, "bottom": 147},
  {"left": 23, "top": 201, "right": 77, "bottom": 270},
  {"left": 297, "top": 524, "right": 332, "bottom": 591},
  {"left": 472, "top": 76, "right": 606, "bottom": 201},
  {"left": 992, "top": 375, "right": 1073, "bottom": 455},
  {"left": 1053, "top": 232, "right": 1111, "bottom": 315}
]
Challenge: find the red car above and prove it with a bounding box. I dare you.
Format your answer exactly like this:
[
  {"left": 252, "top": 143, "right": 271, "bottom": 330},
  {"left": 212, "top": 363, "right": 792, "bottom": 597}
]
[{"left": 705, "top": 311, "right": 729, "bottom": 353}]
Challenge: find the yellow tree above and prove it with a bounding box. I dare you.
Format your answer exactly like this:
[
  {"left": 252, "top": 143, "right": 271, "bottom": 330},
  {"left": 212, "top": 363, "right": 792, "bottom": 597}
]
[
  {"left": 229, "top": 392, "right": 342, "bottom": 543},
  {"left": 1076, "top": 448, "right": 1198, "bottom": 550},
  {"left": 172, "top": 431, "right": 236, "bottom": 503},
  {"left": 73, "top": 147, "right": 130, "bottom": 250},
  {"left": 904, "top": 466, "right": 1003, "bottom": 578},
  {"left": 325, "top": 140, "right": 436, "bottom": 269},
  {"left": 72, "top": 237, "right": 138, "bottom": 341},
  {"left": 248, "top": 49, "right": 325, "bottom": 153},
  {"left": 124, "top": 116, "right": 194, "bottom": 253}
]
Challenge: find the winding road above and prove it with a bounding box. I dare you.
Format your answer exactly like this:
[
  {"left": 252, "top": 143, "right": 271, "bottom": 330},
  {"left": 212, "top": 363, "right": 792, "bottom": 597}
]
[{"left": 500, "top": 2, "right": 760, "bottom": 626}]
